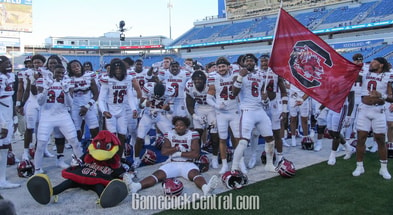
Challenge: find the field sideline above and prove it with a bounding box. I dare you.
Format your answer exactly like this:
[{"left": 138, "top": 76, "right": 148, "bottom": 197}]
[{"left": 1, "top": 134, "right": 391, "bottom": 214}]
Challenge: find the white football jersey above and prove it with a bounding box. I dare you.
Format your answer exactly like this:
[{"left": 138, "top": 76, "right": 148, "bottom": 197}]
[
  {"left": 361, "top": 71, "right": 393, "bottom": 97},
  {"left": 71, "top": 72, "right": 95, "bottom": 107},
  {"left": 207, "top": 70, "right": 239, "bottom": 111},
  {"left": 237, "top": 70, "right": 265, "bottom": 110},
  {"left": 141, "top": 81, "right": 175, "bottom": 113},
  {"left": 165, "top": 129, "right": 199, "bottom": 162},
  {"left": 159, "top": 69, "right": 190, "bottom": 99},
  {"left": 185, "top": 80, "right": 209, "bottom": 109}
]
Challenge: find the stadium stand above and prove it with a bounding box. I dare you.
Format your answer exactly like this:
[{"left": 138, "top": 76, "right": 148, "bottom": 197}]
[{"left": 11, "top": 0, "right": 393, "bottom": 68}]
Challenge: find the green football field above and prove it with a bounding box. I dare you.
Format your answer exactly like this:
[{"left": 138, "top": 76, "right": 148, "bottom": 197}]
[{"left": 159, "top": 152, "right": 393, "bottom": 215}]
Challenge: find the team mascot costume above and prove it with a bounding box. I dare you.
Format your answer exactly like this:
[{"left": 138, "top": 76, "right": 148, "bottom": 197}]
[{"left": 27, "top": 130, "right": 129, "bottom": 208}]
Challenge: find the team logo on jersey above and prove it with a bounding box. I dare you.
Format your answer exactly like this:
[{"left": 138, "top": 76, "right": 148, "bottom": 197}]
[{"left": 289, "top": 40, "right": 332, "bottom": 88}]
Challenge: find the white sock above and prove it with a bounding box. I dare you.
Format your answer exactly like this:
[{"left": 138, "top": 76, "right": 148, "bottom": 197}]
[
  {"left": 232, "top": 139, "right": 247, "bottom": 170},
  {"left": 0, "top": 149, "right": 7, "bottom": 181}
]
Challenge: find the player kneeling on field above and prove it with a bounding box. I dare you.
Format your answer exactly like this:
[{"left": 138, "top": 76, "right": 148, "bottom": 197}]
[{"left": 27, "top": 130, "right": 131, "bottom": 208}]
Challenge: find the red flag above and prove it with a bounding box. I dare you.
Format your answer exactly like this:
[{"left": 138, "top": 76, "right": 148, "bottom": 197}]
[{"left": 269, "top": 8, "right": 362, "bottom": 112}]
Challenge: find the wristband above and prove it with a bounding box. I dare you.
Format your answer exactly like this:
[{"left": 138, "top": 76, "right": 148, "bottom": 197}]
[
  {"left": 281, "top": 96, "right": 288, "bottom": 102},
  {"left": 382, "top": 94, "right": 387, "bottom": 100},
  {"left": 140, "top": 99, "right": 147, "bottom": 108},
  {"left": 16, "top": 101, "right": 21, "bottom": 107},
  {"left": 84, "top": 104, "right": 91, "bottom": 109},
  {"left": 233, "top": 81, "right": 243, "bottom": 88},
  {"left": 236, "top": 75, "right": 243, "bottom": 82},
  {"left": 13, "top": 116, "right": 18, "bottom": 124},
  {"left": 172, "top": 151, "right": 182, "bottom": 158},
  {"left": 88, "top": 99, "right": 96, "bottom": 106},
  {"left": 282, "top": 104, "right": 288, "bottom": 113}
]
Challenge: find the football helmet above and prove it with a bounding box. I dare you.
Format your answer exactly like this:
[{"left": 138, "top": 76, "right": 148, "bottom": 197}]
[
  {"left": 141, "top": 149, "right": 157, "bottom": 165},
  {"left": 7, "top": 151, "right": 15, "bottom": 165},
  {"left": 17, "top": 160, "right": 35, "bottom": 178},
  {"left": 162, "top": 178, "right": 183, "bottom": 196},
  {"left": 301, "top": 136, "right": 314, "bottom": 150},
  {"left": 387, "top": 142, "right": 393, "bottom": 158},
  {"left": 261, "top": 151, "right": 276, "bottom": 165},
  {"left": 275, "top": 158, "right": 296, "bottom": 178},
  {"left": 194, "top": 154, "right": 209, "bottom": 173},
  {"left": 221, "top": 170, "right": 248, "bottom": 189},
  {"left": 218, "top": 148, "right": 233, "bottom": 164},
  {"left": 154, "top": 136, "right": 165, "bottom": 150}
]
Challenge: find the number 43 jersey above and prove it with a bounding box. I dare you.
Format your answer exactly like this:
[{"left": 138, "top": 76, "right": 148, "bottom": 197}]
[{"left": 207, "top": 70, "right": 239, "bottom": 112}]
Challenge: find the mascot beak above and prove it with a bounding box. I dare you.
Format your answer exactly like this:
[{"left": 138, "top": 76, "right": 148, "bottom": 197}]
[{"left": 88, "top": 144, "right": 119, "bottom": 161}]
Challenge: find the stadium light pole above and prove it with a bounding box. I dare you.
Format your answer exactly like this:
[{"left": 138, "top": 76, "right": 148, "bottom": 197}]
[{"left": 167, "top": 0, "right": 173, "bottom": 39}]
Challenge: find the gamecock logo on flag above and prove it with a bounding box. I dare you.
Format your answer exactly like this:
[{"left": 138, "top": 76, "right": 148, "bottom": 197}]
[
  {"left": 269, "top": 8, "right": 362, "bottom": 112},
  {"left": 289, "top": 40, "right": 332, "bottom": 88}
]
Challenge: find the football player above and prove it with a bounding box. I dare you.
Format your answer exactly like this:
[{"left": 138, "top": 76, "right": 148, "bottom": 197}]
[
  {"left": 98, "top": 58, "right": 138, "bottom": 157},
  {"left": 133, "top": 81, "right": 175, "bottom": 168},
  {"left": 34, "top": 64, "right": 84, "bottom": 174},
  {"left": 185, "top": 70, "right": 219, "bottom": 168},
  {"left": 206, "top": 57, "right": 241, "bottom": 174},
  {"left": 288, "top": 84, "right": 311, "bottom": 147},
  {"left": 123, "top": 116, "right": 219, "bottom": 196},
  {"left": 0, "top": 55, "right": 20, "bottom": 188},
  {"left": 20, "top": 54, "right": 54, "bottom": 161},
  {"left": 326, "top": 89, "right": 356, "bottom": 165},
  {"left": 67, "top": 60, "right": 100, "bottom": 142},
  {"left": 352, "top": 57, "right": 393, "bottom": 179},
  {"left": 257, "top": 54, "right": 289, "bottom": 165},
  {"left": 232, "top": 53, "right": 275, "bottom": 173},
  {"left": 158, "top": 61, "right": 190, "bottom": 119}
]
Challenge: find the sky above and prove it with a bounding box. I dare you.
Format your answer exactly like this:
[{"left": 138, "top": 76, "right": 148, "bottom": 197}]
[{"left": 21, "top": 0, "right": 218, "bottom": 45}]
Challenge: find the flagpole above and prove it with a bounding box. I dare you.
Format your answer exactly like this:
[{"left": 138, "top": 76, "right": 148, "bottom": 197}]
[{"left": 270, "top": 1, "right": 283, "bottom": 53}]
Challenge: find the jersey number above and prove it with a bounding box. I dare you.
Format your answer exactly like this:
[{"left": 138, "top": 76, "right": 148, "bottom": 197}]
[
  {"left": 113, "top": 89, "right": 126, "bottom": 104},
  {"left": 47, "top": 91, "right": 65, "bottom": 104},
  {"left": 367, "top": 80, "right": 377, "bottom": 91},
  {"left": 219, "top": 86, "right": 236, "bottom": 100},
  {"left": 251, "top": 82, "right": 259, "bottom": 97}
]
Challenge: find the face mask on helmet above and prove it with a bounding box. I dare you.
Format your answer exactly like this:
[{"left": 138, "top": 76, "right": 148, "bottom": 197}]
[
  {"left": 194, "top": 154, "right": 209, "bottom": 173},
  {"left": 221, "top": 170, "right": 248, "bottom": 189},
  {"left": 17, "top": 160, "right": 35, "bottom": 178},
  {"left": 141, "top": 149, "right": 157, "bottom": 165},
  {"left": 301, "top": 136, "right": 314, "bottom": 150},
  {"left": 275, "top": 158, "right": 296, "bottom": 178},
  {"left": 162, "top": 178, "right": 183, "bottom": 196}
]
